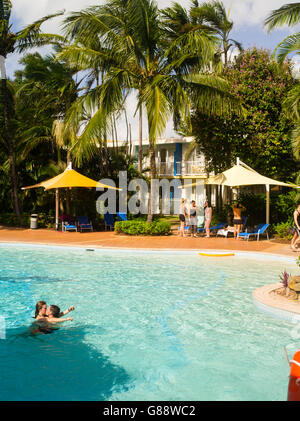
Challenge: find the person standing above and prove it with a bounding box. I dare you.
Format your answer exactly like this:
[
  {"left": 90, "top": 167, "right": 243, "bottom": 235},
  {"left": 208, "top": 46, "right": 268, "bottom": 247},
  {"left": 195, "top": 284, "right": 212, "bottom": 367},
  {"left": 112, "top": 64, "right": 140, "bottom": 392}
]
[
  {"left": 232, "top": 202, "right": 246, "bottom": 239},
  {"left": 204, "top": 201, "right": 212, "bottom": 238},
  {"left": 189, "top": 200, "right": 198, "bottom": 237},
  {"left": 179, "top": 198, "right": 187, "bottom": 237},
  {"left": 291, "top": 203, "right": 300, "bottom": 251}
]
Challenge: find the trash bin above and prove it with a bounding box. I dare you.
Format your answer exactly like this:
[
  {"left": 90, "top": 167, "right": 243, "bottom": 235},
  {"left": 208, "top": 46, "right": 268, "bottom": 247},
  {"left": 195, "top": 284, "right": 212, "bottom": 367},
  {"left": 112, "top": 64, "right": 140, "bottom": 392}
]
[{"left": 30, "top": 214, "right": 38, "bottom": 229}]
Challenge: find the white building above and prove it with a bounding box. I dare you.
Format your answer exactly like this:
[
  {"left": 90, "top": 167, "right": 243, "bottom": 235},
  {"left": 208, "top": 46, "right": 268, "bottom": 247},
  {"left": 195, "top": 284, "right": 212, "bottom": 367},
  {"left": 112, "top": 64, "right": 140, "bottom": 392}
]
[{"left": 107, "top": 136, "right": 227, "bottom": 213}]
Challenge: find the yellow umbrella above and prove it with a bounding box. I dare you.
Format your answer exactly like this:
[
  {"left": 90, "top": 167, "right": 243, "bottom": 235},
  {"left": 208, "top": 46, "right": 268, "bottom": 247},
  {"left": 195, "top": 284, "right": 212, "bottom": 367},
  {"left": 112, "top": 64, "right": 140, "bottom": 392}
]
[{"left": 22, "top": 164, "right": 120, "bottom": 230}]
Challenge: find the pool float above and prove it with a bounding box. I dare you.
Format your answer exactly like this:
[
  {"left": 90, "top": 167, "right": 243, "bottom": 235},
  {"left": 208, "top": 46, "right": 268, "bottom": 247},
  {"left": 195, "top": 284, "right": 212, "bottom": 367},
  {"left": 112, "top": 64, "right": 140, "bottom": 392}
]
[
  {"left": 198, "top": 252, "right": 235, "bottom": 257},
  {"left": 288, "top": 350, "right": 300, "bottom": 401}
]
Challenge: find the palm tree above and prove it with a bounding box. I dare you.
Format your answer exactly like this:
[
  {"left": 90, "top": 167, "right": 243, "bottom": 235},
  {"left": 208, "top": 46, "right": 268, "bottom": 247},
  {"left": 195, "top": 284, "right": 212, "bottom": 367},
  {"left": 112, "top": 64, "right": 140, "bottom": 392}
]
[
  {"left": 59, "top": 0, "right": 241, "bottom": 222},
  {"left": 0, "top": 0, "right": 64, "bottom": 221},
  {"left": 265, "top": 3, "right": 300, "bottom": 162},
  {"left": 265, "top": 2, "right": 300, "bottom": 63},
  {"left": 190, "top": 0, "right": 243, "bottom": 66}
]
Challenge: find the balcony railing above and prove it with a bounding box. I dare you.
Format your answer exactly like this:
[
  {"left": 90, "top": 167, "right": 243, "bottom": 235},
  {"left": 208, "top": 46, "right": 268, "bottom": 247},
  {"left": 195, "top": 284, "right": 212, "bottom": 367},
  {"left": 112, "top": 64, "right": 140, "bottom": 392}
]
[{"left": 157, "top": 161, "right": 206, "bottom": 177}]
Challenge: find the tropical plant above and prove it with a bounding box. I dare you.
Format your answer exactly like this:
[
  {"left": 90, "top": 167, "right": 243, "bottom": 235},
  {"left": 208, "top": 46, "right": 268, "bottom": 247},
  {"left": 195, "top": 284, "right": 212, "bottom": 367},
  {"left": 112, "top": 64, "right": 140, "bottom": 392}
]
[
  {"left": 191, "top": 48, "right": 297, "bottom": 181},
  {"left": 0, "top": 0, "right": 64, "bottom": 221},
  {"left": 59, "top": 0, "right": 242, "bottom": 222},
  {"left": 265, "top": 2, "right": 300, "bottom": 63},
  {"left": 265, "top": 2, "right": 300, "bottom": 182},
  {"left": 279, "top": 269, "right": 291, "bottom": 288},
  {"left": 191, "top": 0, "right": 243, "bottom": 66}
]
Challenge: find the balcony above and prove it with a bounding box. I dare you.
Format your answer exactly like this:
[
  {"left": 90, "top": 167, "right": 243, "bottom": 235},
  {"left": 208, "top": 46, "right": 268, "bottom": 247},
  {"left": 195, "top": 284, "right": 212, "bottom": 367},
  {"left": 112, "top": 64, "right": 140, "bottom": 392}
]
[{"left": 157, "top": 161, "right": 207, "bottom": 177}]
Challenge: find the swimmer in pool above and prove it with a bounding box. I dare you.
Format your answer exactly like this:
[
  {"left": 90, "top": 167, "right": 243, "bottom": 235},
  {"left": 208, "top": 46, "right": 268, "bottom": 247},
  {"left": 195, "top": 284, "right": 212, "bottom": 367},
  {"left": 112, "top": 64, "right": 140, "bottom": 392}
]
[
  {"left": 35, "top": 301, "right": 74, "bottom": 320},
  {"left": 32, "top": 301, "right": 74, "bottom": 334}
]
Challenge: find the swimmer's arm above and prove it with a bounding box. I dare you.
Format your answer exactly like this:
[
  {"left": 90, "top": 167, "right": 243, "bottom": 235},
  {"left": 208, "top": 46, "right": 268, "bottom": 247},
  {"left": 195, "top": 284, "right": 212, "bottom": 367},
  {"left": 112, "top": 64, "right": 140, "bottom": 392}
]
[
  {"left": 48, "top": 316, "right": 73, "bottom": 323},
  {"left": 59, "top": 306, "right": 75, "bottom": 317}
]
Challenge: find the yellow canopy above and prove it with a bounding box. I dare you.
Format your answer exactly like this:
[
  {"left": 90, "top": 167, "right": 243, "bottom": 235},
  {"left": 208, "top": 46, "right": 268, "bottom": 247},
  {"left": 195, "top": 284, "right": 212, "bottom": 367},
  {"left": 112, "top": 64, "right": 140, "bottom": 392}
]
[
  {"left": 22, "top": 165, "right": 120, "bottom": 230},
  {"left": 205, "top": 164, "right": 299, "bottom": 188},
  {"left": 22, "top": 168, "right": 119, "bottom": 191}
]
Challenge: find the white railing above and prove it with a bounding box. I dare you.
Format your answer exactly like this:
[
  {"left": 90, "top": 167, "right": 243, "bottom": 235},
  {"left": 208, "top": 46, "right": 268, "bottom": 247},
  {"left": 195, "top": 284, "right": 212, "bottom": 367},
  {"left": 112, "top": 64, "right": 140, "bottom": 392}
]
[
  {"left": 143, "top": 160, "right": 207, "bottom": 177},
  {"left": 184, "top": 161, "right": 207, "bottom": 176}
]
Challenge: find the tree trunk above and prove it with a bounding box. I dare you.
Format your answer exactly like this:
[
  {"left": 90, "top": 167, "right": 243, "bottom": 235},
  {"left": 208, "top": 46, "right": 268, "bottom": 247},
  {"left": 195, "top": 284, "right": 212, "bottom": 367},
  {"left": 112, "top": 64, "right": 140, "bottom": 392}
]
[
  {"left": 138, "top": 105, "right": 143, "bottom": 173},
  {"left": 66, "top": 151, "right": 71, "bottom": 215},
  {"left": 0, "top": 55, "right": 21, "bottom": 223},
  {"left": 147, "top": 139, "right": 156, "bottom": 223}
]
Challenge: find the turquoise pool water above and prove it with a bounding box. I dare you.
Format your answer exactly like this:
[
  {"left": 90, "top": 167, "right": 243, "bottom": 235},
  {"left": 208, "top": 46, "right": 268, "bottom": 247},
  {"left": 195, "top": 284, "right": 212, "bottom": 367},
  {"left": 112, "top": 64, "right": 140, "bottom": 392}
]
[{"left": 0, "top": 244, "right": 298, "bottom": 401}]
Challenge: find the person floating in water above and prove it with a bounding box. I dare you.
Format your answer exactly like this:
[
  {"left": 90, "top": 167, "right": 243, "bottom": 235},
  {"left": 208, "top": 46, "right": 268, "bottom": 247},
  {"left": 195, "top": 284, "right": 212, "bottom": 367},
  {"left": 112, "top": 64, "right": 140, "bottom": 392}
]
[{"left": 32, "top": 301, "right": 74, "bottom": 334}]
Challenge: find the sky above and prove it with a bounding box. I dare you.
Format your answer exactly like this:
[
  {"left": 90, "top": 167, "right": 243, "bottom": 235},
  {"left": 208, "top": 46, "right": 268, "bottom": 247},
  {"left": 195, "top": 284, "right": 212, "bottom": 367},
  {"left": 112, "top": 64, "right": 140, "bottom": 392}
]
[{"left": 6, "top": 0, "right": 300, "bottom": 140}]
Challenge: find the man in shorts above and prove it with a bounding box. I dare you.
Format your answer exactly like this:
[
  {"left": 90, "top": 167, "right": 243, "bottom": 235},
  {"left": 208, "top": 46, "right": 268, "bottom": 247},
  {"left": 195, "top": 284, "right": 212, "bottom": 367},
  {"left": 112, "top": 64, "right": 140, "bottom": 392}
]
[{"left": 232, "top": 202, "right": 246, "bottom": 239}]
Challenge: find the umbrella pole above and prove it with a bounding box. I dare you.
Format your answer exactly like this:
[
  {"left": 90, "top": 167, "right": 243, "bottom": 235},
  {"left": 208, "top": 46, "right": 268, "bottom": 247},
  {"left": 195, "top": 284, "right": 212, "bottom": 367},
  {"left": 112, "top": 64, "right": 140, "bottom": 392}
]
[
  {"left": 266, "top": 184, "right": 270, "bottom": 224},
  {"left": 55, "top": 188, "right": 59, "bottom": 231}
]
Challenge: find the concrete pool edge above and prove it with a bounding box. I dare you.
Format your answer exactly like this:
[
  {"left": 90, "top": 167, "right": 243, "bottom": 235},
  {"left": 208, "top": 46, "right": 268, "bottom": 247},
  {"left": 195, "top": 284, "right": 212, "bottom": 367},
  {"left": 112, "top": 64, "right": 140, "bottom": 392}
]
[
  {"left": 253, "top": 283, "right": 300, "bottom": 322},
  {"left": 0, "top": 240, "right": 297, "bottom": 262}
]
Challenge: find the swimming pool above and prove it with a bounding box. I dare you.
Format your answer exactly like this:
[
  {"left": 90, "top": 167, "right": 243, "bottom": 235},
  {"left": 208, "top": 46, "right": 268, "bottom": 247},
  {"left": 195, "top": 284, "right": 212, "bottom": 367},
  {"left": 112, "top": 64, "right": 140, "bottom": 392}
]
[{"left": 0, "top": 244, "right": 298, "bottom": 401}]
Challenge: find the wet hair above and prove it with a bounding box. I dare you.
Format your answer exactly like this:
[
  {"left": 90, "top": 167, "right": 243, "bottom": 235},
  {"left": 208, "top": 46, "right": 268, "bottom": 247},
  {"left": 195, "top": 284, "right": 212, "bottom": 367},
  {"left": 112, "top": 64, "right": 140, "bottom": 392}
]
[
  {"left": 35, "top": 301, "right": 47, "bottom": 318},
  {"left": 49, "top": 305, "right": 61, "bottom": 318}
]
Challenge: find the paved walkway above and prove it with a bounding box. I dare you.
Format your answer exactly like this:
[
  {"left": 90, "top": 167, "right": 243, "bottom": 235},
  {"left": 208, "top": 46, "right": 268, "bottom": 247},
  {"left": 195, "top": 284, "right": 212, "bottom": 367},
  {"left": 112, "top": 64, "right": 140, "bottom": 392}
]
[{"left": 0, "top": 225, "right": 296, "bottom": 256}]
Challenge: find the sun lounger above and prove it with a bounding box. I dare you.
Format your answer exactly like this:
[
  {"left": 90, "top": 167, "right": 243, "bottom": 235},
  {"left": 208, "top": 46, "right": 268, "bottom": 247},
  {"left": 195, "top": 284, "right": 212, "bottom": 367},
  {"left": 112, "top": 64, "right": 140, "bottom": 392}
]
[
  {"left": 104, "top": 213, "right": 115, "bottom": 230},
  {"left": 60, "top": 214, "right": 77, "bottom": 232},
  {"left": 197, "top": 222, "right": 227, "bottom": 234},
  {"left": 61, "top": 221, "right": 77, "bottom": 232},
  {"left": 77, "top": 216, "right": 93, "bottom": 232},
  {"left": 117, "top": 212, "right": 127, "bottom": 221},
  {"left": 238, "top": 223, "right": 269, "bottom": 241}
]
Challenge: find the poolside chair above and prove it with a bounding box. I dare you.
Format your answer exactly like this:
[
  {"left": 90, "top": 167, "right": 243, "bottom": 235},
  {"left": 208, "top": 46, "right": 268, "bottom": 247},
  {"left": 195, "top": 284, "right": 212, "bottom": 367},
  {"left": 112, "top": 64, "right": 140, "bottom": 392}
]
[
  {"left": 238, "top": 223, "right": 269, "bottom": 241},
  {"left": 217, "top": 216, "right": 248, "bottom": 238},
  {"left": 116, "top": 212, "right": 127, "bottom": 221},
  {"left": 60, "top": 215, "right": 77, "bottom": 232},
  {"left": 197, "top": 222, "right": 227, "bottom": 235},
  {"left": 104, "top": 213, "right": 115, "bottom": 231},
  {"left": 77, "top": 216, "right": 93, "bottom": 232}
]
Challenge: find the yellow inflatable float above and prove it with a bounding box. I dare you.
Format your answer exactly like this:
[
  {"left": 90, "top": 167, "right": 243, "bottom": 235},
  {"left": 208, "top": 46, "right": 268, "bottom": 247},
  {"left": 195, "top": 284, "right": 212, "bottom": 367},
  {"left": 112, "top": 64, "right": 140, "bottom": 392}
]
[{"left": 198, "top": 252, "right": 235, "bottom": 257}]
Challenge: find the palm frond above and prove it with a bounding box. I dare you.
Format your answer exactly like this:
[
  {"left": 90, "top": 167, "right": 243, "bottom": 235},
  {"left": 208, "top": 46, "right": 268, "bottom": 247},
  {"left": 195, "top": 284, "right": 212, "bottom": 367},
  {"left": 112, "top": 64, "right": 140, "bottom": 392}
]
[
  {"left": 265, "top": 2, "right": 300, "bottom": 32},
  {"left": 15, "top": 10, "right": 65, "bottom": 52},
  {"left": 184, "top": 73, "right": 244, "bottom": 116},
  {"left": 291, "top": 121, "right": 300, "bottom": 160},
  {"left": 272, "top": 32, "right": 300, "bottom": 63}
]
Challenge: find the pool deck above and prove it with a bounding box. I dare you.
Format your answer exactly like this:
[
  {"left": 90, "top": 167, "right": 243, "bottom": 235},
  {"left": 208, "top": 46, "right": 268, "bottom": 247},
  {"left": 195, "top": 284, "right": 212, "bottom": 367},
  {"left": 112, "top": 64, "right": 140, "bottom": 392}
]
[{"left": 0, "top": 225, "right": 297, "bottom": 256}]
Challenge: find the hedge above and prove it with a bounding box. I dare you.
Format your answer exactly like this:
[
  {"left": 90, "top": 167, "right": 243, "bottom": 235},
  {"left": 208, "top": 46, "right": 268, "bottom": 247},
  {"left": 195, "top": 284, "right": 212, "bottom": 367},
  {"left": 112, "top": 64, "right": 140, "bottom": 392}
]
[{"left": 114, "top": 220, "right": 171, "bottom": 236}]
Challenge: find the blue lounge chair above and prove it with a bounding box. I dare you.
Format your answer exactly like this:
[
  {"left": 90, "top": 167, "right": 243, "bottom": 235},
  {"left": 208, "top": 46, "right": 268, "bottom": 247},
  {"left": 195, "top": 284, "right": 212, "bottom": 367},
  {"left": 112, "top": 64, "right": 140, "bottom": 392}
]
[
  {"left": 77, "top": 216, "right": 93, "bottom": 232},
  {"left": 104, "top": 213, "right": 115, "bottom": 230},
  {"left": 117, "top": 212, "right": 127, "bottom": 221},
  {"left": 197, "top": 222, "right": 227, "bottom": 234},
  {"left": 60, "top": 214, "right": 77, "bottom": 232},
  {"left": 238, "top": 223, "right": 269, "bottom": 241}
]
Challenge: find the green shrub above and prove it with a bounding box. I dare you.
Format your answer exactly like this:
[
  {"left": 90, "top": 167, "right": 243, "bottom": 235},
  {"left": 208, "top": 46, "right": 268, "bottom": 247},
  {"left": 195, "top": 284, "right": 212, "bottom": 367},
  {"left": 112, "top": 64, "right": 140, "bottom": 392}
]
[
  {"left": 115, "top": 220, "right": 171, "bottom": 236},
  {"left": 273, "top": 221, "right": 293, "bottom": 240}
]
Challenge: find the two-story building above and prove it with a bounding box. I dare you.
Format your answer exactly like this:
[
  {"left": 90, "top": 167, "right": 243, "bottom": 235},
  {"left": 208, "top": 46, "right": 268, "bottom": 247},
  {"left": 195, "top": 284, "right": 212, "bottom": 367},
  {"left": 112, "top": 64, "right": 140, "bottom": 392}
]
[{"left": 107, "top": 136, "right": 225, "bottom": 214}]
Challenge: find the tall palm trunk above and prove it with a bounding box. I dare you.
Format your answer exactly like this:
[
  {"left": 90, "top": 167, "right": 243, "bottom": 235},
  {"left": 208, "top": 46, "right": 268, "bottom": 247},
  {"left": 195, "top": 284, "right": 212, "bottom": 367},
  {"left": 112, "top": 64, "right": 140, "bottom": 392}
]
[
  {"left": 0, "top": 54, "right": 21, "bottom": 222},
  {"left": 138, "top": 105, "right": 143, "bottom": 173},
  {"left": 147, "top": 139, "right": 156, "bottom": 223}
]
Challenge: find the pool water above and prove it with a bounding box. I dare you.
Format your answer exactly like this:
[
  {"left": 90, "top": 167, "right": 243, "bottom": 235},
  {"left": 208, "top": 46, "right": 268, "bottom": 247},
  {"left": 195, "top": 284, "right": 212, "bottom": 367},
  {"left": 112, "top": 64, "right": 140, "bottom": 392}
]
[{"left": 0, "top": 244, "right": 298, "bottom": 401}]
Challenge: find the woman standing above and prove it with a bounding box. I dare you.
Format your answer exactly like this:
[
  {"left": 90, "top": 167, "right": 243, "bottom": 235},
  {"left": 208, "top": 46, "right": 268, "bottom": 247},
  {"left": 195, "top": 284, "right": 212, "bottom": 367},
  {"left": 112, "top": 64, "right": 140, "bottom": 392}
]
[
  {"left": 189, "top": 200, "right": 198, "bottom": 237},
  {"left": 291, "top": 203, "right": 300, "bottom": 251},
  {"left": 179, "top": 198, "right": 187, "bottom": 237},
  {"left": 204, "top": 201, "right": 212, "bottom": 238}
]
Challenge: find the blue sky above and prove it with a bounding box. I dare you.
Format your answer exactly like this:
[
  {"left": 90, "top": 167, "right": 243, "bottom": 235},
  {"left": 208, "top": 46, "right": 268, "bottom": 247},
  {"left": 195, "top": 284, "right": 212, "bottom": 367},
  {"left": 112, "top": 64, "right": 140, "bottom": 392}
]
[{"left": 6, "top": 0, "right": 299, "bottom": 139}]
